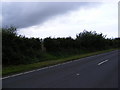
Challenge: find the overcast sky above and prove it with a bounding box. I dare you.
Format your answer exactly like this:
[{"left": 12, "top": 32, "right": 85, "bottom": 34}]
[{"left": 2, "top": 2, "right": 118, "bottom": 38}]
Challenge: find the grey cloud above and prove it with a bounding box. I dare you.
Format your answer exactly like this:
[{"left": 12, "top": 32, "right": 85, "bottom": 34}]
[{"left": 2, "top": 2, "right": 101, "bottom": 28}]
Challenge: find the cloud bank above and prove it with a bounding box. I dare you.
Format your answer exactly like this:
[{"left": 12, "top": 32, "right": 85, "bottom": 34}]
[
  {"left": 2, "top": 2, "right": 100, "bottom": 28},
  {"left": 2, "top": 2, "right": 118, "bottom": 38}
]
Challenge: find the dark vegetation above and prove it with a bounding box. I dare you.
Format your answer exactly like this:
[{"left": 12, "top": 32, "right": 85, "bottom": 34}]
[{"left": 2, "top": 27, "right": 120, "bottom": 66}]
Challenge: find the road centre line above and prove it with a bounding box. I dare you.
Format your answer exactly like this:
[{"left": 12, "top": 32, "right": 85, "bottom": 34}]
[
  {"left": 2, "top": 57, "right": 109, "bottom": 79},
  {"left": 98, "top": 59, "right": 109, "bottom": 65}
]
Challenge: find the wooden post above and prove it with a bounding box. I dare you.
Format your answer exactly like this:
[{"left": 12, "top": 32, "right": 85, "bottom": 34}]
[{"left": 41, "top": 40, "right": 46, "bottom": 52}]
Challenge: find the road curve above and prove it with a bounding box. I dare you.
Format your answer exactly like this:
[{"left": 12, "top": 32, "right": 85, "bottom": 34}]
[{"left": 2, "top": 50, "right": 119, "bottom": 88}]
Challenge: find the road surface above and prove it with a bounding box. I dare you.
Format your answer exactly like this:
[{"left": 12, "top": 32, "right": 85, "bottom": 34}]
[{"left": 2, "top": 50, "right": 119, "bottom": 88}]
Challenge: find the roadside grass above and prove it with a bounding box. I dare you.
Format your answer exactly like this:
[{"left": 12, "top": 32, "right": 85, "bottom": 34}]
[{"left": 2, "top": 48, "right": 118, "bottom": 77}]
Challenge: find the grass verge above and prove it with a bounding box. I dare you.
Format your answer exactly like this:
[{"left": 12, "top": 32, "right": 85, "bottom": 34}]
[{"left": 2, "top": 48, "right": 118, "bottom": 77}]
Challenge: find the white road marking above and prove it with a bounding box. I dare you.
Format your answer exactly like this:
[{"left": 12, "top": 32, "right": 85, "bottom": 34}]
[
  {"left": 1, "top": 67, "right": 50, "bottom": 80},
  {"left": 2, "top": 73, "right": 25, "bottom": 80},
  {"left": 98, "top": 60, "right": 109, "bottom": 65},
  {"left": 2, "top": 60, "right": 75, "bottom": 80},
  {"left": 76, "top": 73, "right": 80, "bottom": 76},
  {"left": 1, "top": 59, "right": 109, "bottom": 80},
  {"left": 3, "top": 55, "right": 103, "bottom": 80}
]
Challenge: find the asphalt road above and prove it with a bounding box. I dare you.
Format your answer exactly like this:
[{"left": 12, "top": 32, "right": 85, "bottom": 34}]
[{"left": 2, "top": 50, "right": 119, "bottom": 88}]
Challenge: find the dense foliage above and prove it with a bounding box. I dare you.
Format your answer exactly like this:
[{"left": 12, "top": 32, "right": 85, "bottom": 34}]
[
  {"left": 2, "top": 27, "right": 43, "bottom": 66},
  {"left": 2, "top": 27, "right": 120, "bottom": 66},
  {"left": 44, "top": 30, "right": 120, "bottom": 53}
]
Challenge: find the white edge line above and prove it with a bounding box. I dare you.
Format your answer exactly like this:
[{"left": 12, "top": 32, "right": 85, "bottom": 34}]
[
  {"left": 2, "top": 59, "right": 76, "bottom": 80},
  {"left": 2, "top": 57, "right": 109, "bottom": 79},
  {"left": 1, "top": 58, "right": 109, "bottom": 79}
]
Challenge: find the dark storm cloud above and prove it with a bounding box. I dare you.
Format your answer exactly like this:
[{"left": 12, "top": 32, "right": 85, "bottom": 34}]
[{"left": 2, "top": 2, "right": 100, "bottom": 28}]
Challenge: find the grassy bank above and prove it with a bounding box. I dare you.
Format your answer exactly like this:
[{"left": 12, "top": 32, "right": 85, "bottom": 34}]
[{"left": 2, "top": 48, "right": 118, "bottom": 76}]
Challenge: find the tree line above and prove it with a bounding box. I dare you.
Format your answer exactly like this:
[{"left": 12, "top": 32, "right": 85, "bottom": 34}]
[{"left": 2, "top": 27, "right": 120, "bottom": 66}]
